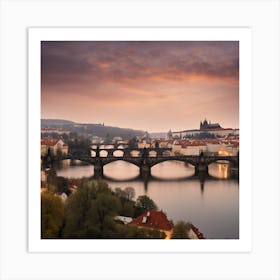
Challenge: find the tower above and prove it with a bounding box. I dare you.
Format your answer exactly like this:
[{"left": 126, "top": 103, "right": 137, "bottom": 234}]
[
  {"left": 200, "top": 119, "right": 208, "bottom": 130},
  {"left": 167, "top": 129, "right": 172, "bottom": 139}
]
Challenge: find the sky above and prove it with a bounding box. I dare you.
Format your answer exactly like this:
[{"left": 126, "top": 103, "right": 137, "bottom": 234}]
[{"left": 41, "top": 41, "right": 239, "bottom": 132}]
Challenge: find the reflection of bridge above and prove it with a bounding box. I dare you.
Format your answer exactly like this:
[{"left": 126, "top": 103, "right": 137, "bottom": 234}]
[{"left": 43, "top": 146, "right": 239, "bottom": 179}]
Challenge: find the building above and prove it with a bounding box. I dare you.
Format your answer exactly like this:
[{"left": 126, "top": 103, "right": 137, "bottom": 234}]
[
  {"left": 129, "top": 210, "right": 174, "bottom": 238},
  {"left": 200, "top": 119, "right": 221, "bottom": 130},
  {"left": 180, "top": 141, "right": 207, "bottom": 156},
  {"left": 137, "top": 140, "right": 151, "bottom": 149},
  {"left": 41, "top": 138, "right": 68, "bottom": 156},
  {"left": 172, "top": 119, "right": 239, "bottom": 139},
  {"left": 114, "top": 216, "right": 133, "bottom": 225}
]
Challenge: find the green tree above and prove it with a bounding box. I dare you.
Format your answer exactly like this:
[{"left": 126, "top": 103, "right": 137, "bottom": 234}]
[
  {"left": 121, "top": 201, "right": 135, "bottom": 217},
  {"left": 114, "top": 187, "right": 135, "bottom": 217},
  {"left": 135, "top": 195, "right": 158, "bottom": 211},
  {"left": 56, "top": 176, "right": 70, "bottom": 195},
  {"left": 115, "top": 187, "right": 126, "bottom": 198},
  {"left": 46, "top": 168, "right": 57, "bottom": 186},
  {"left": 62, "top": 179, "right": 121, "bottom": 238},
  {"left": 41, "top": 192, "right": 64, "bottom": 238},
  {"left": 171, "top": 221, "right": 192, "bottom": 239}
]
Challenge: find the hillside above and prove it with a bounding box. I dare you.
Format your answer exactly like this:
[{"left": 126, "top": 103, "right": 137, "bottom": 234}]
[
  {"left": 41, "top": 119, "right": 145, "bottom": 138},
  {"left": 41, "top": 119, "right": 75, "bottom": 126}
]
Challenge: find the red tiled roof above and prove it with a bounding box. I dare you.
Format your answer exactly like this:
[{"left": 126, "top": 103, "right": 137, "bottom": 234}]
[
  {"left": 191, "top": 224, "right": 205, "bottom": 239},
  {"left": 192, "top": 141, "right": 206, "bottom": 146},
  {"left": 205, "top": 139, "right": 220, "bottom": 144},
  {"left": 129, "top": 210, "right": 173, "bottom": 231},
  {"left": 41, "top": 138, "right": 61, "bottom": 146}
]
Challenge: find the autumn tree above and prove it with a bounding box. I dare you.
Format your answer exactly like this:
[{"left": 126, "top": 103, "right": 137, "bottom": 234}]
[{"left": 41, "top": 192, "right": 64, "bottom": 238}]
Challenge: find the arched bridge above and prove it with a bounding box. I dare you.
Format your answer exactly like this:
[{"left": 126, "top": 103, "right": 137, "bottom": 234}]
[{"left": 43, "top": 146, "right": 239, "bottom": 179}]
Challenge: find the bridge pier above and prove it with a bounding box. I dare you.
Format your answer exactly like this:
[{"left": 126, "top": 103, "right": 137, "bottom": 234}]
[
  {"left": 140, "top": 164, "right": 151, "bottom": 179},
  {"left": 194, "top": 164, "right": 209, "bottom": 177},
  {"left": 93, "top": 162, "right": 104, "bottom": 179}
]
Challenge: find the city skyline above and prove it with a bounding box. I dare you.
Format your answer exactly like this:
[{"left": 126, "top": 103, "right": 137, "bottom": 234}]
[{"left": 41, "top": 41, "right": 239, "bottom": 132}]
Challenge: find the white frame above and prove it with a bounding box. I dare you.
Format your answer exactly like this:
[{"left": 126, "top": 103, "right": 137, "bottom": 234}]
[
  {"left": 28, "top": 27, "right": 252, "bottom": 253},
  {"left": 1, "top": 1, "right": 279, "bottom": 279}
]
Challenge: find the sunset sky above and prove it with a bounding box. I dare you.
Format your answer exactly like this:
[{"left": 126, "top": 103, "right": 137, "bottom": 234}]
[{"left": 41, "top": 41, "right": 239, "bottom": 132}]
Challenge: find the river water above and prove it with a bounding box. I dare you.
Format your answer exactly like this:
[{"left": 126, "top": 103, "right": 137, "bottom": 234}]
[{"left": 56, "top": 160, "right": 239, "bottom": 239}]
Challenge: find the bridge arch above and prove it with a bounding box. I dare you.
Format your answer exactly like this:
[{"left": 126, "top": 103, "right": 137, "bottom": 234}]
[
  {"left": 103, "top": 160, "right": 140, "bottom": 180},
  {"left": 100, "top": 150, "right": 108, "bottom": 157},
  {"left": 150, "top": 158, "right": 196, "bottom": 168},
  {"left": 149, "top": 150, "right": 157, "bottom": 157},
  {"left": 117, "top": 144, "right": 129, "bottom": 149},
  {"left": 103, "top": 159, "right": 139, "bottom": 168},
  {"left": 151, "top": 159, "right": 195, "bottom": 179},
  {"left": 113, "top": 149, "right": 124, "bottom": 157},
  {"left": 206, "top": 158, "right": 237, "bottom": 166},
  {"left": 162, "top": 150, "right": 173, "bottom": 157},
  {"left": 208, "top": 160, "right": 231, "bottom": 179},
  {"left": 129, "top": 150, "right": 141, "bottom": 157}
]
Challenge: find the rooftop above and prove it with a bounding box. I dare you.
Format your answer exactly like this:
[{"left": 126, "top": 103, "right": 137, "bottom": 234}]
[{"left": 129, "top": 210, "right": 173, "bottom": 231}]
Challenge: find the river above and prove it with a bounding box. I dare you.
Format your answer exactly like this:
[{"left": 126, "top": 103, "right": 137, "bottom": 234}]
[{"left": 56, "top": 159, "right": 239, "bottom": 239}]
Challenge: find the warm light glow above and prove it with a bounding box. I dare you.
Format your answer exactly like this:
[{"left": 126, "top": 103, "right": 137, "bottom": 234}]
[
  {"left": 218, "top": 150, "right": 232, "bottom": 156},
  {"left": 217, "top": 162, "right": 229, "bottom": 179},
  {"left": 41, "top": 41, "right": 239, "bottom": 131}
]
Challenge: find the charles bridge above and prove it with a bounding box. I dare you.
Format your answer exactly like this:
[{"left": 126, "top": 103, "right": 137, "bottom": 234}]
[{"left": 42, "top": 146, "right": 239, "bottom": 179}]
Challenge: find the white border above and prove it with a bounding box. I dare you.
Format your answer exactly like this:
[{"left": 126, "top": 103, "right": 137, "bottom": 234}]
[
  {"left": 1, "top": 1, "right": 279, "bottom": 279},
  {"left": 28, "top": 27, "right": 252, "bottom": 253}
]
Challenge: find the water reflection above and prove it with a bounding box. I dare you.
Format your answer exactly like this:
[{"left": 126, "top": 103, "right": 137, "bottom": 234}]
[
  {"left": 208, "top": 162, "right": 229, "bottom": 179},
  {"left": 55, "top": 160, "right": 239, "bottom": 239},
  {"left": 107, "top": 179, "right": 239, "bottom": 239},
  {"left": 104, "top": 161, "right": 139, "bottom": 180},
  {"left": 56, "top": 160, "right": 230, "bottom": 181},
  {"left": 151, "top": 161, "right": 195, "bottom": 179}
]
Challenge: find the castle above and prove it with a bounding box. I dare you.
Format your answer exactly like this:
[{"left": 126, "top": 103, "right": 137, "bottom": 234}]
[
  {"left": 200, "top": 119, "right": 221, "bottom": 130},
  {"left": 170, "top": 119, "right": 239, "bottom": 139}
]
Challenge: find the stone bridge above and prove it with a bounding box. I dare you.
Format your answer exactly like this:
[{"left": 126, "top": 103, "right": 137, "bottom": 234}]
[{"left": 42, "top": 146, "right": 239, "bottom": 179}]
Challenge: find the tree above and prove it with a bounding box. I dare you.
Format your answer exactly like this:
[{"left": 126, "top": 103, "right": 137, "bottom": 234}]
[
  {"left": 56, "top": 148, "right": 63, "bottom": 158},
  {"left": 46, "top": 168, "right": 57, "bottom": 185},
  {"left": 124, "top": 186, "right": 135, "bottom": 201},
  {"left": 128, "top": 137, "right": 137, "bottom": 149},
  {"left": 135, "top": 195, "right": 158, "bottom": 211},
  {"left": 115, "top": 186, "right": 135, "bottom": 201},
  {"left": 171, "top": 221, "right": 192, "bottom": 239},
  {"left": 55, "top": 176, "right": 71, "bottom": 195},
  {"left": 41, "top": 192, "right": 64, "bottom": 238},
  {"left": 62, "top": 179, "right": 121, "bottom": 238},
  {"left": 121, "top": 201, "right": 135, "bottom": 217}
]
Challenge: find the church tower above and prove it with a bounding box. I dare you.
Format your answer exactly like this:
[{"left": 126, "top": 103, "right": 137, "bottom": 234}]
[
  {"left": 200, "top": 119, "right": 209, "bottom": 130},
  {"left": 167, "top": 129, "right": 173, "bottom": 139}
]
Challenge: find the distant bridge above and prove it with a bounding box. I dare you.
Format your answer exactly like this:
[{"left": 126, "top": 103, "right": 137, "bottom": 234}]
[{"left": 42, "top": 146, "right": 239, "bottom": 179}]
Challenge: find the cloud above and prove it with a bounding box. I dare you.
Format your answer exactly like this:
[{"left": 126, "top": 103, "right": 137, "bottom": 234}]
[
  {"left": 41, "top": 41, "right": 239, "bottom": 130},
  {"left": 41, "top": 41, "right": 239, "bottom": 87}
]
